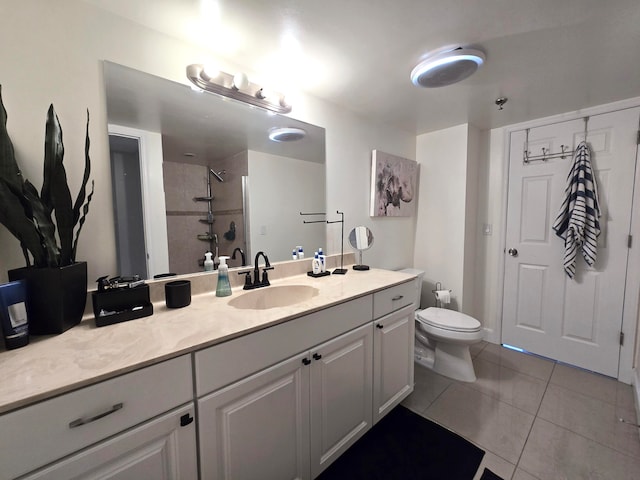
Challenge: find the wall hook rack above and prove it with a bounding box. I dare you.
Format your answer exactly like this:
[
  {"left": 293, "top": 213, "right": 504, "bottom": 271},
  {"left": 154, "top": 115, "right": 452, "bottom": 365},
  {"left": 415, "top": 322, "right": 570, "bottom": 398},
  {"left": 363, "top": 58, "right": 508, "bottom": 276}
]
[{"left": 523, "top": 116, "right": 590, "bottom": 164}]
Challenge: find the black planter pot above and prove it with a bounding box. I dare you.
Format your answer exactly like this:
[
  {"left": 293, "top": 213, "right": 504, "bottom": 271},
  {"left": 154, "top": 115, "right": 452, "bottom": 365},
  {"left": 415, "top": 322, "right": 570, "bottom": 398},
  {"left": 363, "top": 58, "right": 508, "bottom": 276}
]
[{"left": 8, "top": 261, "right": 88, "bottom": 335}]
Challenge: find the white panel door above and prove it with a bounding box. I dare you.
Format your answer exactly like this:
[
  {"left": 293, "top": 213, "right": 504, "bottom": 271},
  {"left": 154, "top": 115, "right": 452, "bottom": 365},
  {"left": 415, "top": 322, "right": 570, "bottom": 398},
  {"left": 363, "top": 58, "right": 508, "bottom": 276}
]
[{"left": 502, "top": 107, "right": 639, "bottom": 377}]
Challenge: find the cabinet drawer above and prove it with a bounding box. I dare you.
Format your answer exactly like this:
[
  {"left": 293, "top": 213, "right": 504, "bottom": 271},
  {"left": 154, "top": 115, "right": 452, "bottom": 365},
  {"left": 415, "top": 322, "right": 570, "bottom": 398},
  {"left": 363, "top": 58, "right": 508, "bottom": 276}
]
[
  {"left": 373, "top": 280, "right": 415, "bottom": 319},
  {"left": 194, "top": 294, "right": 373, "bottom": 395},
  {"left": 21, "top": 403, "right": 197, "bottom": 480},
  {"left": 0, "top": 355, "right": 192, "bottom": 480}
]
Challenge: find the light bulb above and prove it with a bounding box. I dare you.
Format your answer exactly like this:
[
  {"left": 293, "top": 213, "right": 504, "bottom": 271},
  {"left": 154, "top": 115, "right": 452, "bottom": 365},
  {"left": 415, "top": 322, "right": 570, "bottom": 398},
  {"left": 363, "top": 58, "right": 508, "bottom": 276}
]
[
  {"left": 233, "top": 72, "right": 249, "bottom": 90},
  {"left": 200, "top": 64, "right": 220, "bottom": 81}
]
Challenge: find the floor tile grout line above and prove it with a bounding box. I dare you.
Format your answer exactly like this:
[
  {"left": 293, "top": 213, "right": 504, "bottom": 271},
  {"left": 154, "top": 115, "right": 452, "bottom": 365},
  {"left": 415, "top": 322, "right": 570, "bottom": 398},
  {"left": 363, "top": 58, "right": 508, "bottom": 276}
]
[
  {"left": 535, "top": 412, "right": 640, "bottom": 461},
  {"left": 412, "top": 345, "right": 640, "bottom": 478},
  {"left": 511, "top": 359, "right": 557, "bottom": 476},
  {"left": 420, "top": 379, "right": 455, "bottom": 416},
  {"left": 428, "top": 378, "right": 540, "bottom": 468},
  {"left": 475, "top": 348, "right": 556, "bottom": 383},
  {"left": 464, "top": 358, "right": 551, "bottom": 414},
  {"left": 474, "top": 354, "right": 553, "bottom": 383},
  {"left": 535, "top": 381, "right": 640, "bottom": 459},
  {"left": 549, "top": 365, "right": 626, "bottom": 408}
]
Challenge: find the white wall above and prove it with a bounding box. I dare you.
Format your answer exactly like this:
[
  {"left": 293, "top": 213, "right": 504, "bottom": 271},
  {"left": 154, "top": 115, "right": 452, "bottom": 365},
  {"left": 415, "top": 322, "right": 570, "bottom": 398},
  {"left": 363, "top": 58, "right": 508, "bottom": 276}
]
[
  {"left": 0, "top": 0, "right": 416, "bottom": 284},
  {"left": 473, "top": 128, "right": 507, "bottom": 341},
  {"left": 462, "top": 124, "right": 480, "bottom": 314},
  {"left": 414, "top": 124, "right": 475, "bottom": 311},
  {"left": 247, "top": 151, "right": 325, "bottom": 262}
]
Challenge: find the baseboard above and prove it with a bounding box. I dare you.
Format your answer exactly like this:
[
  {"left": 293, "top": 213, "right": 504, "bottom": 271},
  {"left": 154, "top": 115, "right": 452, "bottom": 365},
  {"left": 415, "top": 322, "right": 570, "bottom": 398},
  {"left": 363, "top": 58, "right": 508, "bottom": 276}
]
[
  {"left": 634, "top": 369, "right": 640, "bottom": 442},
  {"left": 482, "top": 327, "right": 498, "bottom": 344}
]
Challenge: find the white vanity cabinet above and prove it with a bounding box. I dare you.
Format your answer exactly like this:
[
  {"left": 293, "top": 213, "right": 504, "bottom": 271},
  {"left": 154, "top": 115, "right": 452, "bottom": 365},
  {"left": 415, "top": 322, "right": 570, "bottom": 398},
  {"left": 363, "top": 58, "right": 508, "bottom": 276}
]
[
  {"left": 0, "top": 356, "right": 195, "bottom": 480},
  {"left": 0, "top": 273, "right": 417, "bottom": 480},
  {"left": 372, "top": 282, "right": 416, "bottom": 424},
  {"left": 195, "top": 296, "right": 374, "bottom": 480},
  {"left": 20, "top": 403, "right": 197, "bottom": 480}
]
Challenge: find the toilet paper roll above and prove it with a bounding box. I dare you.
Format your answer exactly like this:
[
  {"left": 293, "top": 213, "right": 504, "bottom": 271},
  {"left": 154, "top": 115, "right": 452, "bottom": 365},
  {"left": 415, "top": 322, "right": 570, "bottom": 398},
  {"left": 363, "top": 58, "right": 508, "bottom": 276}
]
[{"left": 435, "top": 290, "right": 451, "bottom": 305}]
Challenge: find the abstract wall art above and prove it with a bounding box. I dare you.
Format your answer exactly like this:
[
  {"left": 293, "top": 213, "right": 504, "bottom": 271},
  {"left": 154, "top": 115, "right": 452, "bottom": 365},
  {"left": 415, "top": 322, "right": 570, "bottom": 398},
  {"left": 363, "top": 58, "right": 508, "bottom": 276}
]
[{"left": 370, "top": 150, "right": 418, "bottom": 217}]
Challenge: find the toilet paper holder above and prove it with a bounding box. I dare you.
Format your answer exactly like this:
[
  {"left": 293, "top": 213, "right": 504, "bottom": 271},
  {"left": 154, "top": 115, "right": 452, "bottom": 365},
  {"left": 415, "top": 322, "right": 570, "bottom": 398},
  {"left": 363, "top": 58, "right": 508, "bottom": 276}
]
[{"left": 431, "top": 282, "right": 452, "bottom": 308}]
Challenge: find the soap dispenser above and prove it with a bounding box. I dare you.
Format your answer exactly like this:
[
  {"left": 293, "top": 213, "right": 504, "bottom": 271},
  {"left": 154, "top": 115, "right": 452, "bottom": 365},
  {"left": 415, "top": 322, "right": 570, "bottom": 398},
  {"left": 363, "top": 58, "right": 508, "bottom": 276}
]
[
  {"left": 204, "top": 251, "right": 214, "bottom": 271},
  {"left": 216, "top": 256, "right": 232, "bottom": 297}
]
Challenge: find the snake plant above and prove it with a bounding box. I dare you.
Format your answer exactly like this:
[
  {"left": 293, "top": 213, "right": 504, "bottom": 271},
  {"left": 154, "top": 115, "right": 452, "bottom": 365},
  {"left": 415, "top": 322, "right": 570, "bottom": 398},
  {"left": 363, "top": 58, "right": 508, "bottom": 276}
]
[{"left": 0, "top": 85, "right": 94, "bottom": 268}]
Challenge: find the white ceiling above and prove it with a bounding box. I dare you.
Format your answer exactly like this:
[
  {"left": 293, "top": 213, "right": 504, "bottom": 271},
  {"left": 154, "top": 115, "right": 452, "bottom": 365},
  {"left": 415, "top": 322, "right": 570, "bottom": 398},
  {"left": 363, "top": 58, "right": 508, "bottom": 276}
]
[{"left": 85, "top": 0, "right": 640, "bottom": 134}]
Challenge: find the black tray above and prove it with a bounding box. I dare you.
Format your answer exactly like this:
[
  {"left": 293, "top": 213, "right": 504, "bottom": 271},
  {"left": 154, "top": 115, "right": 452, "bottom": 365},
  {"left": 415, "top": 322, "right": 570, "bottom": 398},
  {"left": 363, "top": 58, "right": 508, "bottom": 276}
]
[
  {"left": 92, "top": 284, "right": 153, "bottom": 327},
  {"left": 94, "top": 303, "right": 154, "bottom": 327},
  {"left": 307, "top": 270, "right": 331, "bottom": 278}
]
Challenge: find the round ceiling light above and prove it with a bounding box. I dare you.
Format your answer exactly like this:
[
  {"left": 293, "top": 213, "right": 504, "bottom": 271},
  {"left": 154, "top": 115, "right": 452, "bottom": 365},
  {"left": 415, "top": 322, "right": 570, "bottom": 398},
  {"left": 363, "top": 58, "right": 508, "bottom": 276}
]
[
  {"left": 268, "top": 127, "right": 306, "bottom": 142},
  {"left": 411, "top": 47, "right": 485, "bottom": 88}
]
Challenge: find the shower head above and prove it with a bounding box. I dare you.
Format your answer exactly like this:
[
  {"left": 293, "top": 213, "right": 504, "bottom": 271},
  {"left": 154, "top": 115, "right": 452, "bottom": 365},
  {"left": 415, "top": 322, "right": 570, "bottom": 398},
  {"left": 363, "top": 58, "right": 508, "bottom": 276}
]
[{"left": 209, "top": 169, "right": 226, "bottom": 182}]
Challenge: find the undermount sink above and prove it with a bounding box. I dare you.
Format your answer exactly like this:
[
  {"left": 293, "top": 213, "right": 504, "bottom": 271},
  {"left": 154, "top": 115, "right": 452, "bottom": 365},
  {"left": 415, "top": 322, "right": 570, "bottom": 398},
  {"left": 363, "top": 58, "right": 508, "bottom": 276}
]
[{"left": 228, "top": 285, "right": 320, "bottom": 310}]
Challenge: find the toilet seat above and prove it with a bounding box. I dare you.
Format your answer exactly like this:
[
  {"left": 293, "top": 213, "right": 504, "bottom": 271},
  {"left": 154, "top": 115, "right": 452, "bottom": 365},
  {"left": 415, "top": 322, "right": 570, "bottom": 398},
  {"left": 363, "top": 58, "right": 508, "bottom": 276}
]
[{"left": 416, "top": 307, "right": 481, "bottom": 333}]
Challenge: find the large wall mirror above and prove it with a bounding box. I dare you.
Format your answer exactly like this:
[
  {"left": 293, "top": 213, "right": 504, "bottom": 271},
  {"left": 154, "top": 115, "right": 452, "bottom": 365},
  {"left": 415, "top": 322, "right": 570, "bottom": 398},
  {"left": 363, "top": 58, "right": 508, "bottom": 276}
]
[{"left": 104, "top": 62, "right": 326, "bottom": 279}]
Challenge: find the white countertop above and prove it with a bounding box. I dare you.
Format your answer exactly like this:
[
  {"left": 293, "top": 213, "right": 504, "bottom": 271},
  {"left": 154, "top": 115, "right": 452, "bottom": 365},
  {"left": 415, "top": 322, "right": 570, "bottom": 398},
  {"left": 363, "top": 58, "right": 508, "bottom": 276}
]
[{"left": 0, "top": 268, "right": 415, "bottom": 415}]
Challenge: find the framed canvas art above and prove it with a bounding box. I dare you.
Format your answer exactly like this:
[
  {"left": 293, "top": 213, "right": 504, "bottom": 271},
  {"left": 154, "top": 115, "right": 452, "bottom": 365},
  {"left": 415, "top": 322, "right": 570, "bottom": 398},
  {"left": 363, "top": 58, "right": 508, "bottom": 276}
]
[{"left": 370, "top": 150, "right": 418, "bottom": 217}]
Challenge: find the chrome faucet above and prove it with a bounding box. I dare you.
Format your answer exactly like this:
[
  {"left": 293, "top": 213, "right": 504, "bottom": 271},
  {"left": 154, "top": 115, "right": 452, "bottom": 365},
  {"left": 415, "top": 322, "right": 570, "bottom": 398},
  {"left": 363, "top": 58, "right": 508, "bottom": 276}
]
[{"left": 239, "top": 251, "right": 274, "bottom": 290}]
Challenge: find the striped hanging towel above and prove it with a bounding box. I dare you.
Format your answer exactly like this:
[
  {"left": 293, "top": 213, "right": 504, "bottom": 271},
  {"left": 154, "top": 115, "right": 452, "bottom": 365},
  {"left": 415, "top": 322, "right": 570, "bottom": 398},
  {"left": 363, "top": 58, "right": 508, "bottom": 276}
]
[{"left": 552, "top": 141, "right": 601, "bottom": 278}]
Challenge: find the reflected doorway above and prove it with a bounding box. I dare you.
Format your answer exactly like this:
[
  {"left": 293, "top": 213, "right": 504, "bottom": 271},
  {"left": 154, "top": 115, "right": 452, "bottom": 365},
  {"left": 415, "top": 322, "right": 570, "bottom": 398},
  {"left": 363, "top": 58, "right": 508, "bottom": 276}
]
[{"left": 109, "top": 134, "right": 147, "bottom": 279}]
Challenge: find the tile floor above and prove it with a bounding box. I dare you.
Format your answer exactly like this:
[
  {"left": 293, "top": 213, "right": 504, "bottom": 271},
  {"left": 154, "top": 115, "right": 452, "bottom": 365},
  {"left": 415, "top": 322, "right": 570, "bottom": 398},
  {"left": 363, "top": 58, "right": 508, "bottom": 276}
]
[{"left": 401, "top": 342, "right": 640, "bottom": 480}]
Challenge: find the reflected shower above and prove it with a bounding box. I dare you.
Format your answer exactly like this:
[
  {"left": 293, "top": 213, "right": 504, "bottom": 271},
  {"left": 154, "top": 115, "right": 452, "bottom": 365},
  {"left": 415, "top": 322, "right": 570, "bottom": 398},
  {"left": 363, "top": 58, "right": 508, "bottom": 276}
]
[{"left": 194, "top": 168, "right": 226, "bottom": 258}]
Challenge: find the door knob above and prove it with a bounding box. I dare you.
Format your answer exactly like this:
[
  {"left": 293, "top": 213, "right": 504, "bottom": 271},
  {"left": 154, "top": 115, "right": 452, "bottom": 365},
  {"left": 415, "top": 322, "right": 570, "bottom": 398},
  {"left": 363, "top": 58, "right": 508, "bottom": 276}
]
[{"left": 508, "top": 248, "right": 518, "bottom": 257}]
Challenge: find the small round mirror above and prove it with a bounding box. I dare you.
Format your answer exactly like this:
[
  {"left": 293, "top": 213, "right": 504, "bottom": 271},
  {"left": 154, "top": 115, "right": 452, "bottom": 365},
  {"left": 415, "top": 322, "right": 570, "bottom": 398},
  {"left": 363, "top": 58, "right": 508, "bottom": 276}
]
[{"left": 348, "top": 226, "right": 374, "bottom": 271}]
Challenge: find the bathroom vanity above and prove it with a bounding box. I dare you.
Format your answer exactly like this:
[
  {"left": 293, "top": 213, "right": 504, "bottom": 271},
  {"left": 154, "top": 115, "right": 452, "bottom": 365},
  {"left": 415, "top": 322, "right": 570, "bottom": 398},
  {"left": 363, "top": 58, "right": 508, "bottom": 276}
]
[{"left": 0, "top": 268, "right": 416, "bottom": 480}]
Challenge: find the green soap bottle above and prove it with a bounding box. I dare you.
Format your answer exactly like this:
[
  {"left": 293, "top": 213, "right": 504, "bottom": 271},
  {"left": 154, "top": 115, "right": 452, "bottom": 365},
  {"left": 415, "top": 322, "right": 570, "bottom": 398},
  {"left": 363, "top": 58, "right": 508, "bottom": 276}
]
[{"left": 216, "top": 256, "right": 232, "bottom": 297}]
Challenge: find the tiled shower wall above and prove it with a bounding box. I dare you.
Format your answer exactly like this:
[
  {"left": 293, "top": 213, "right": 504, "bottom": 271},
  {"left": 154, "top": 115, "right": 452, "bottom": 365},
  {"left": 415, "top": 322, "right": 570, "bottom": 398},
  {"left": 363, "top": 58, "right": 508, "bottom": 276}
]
[{"left": 163, "top": 151, "right": 248, "bottom": 275}]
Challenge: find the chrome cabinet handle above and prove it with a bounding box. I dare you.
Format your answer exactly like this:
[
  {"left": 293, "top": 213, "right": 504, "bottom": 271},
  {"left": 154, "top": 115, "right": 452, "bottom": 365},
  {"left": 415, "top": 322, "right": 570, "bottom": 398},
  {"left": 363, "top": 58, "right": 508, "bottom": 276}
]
[
  {"left": 508, "top": 248, "right": 518, "bottom": 257},
  {"left": 69, "top": 402, "right": 124, "bottom": 428},
  {"left": 391, "top": 295, "right": 403, "bottom": 301}
]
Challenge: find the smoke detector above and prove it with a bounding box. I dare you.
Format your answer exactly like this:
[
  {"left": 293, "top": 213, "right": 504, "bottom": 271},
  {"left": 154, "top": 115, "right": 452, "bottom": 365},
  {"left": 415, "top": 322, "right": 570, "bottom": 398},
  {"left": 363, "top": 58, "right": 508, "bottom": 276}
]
[
  {"left": 411, "top": 47, "right": 485, "bottom": 88},
  {"left": 268, "top": 127, "right": 306, "bottom": 142}
]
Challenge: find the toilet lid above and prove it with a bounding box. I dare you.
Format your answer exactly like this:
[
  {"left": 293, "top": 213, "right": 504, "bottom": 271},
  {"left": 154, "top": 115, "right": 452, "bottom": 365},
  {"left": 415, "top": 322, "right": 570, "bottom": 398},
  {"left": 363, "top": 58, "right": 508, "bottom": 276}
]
[{"left": 416, "top": 307, "right": 481, "bottom": 332}]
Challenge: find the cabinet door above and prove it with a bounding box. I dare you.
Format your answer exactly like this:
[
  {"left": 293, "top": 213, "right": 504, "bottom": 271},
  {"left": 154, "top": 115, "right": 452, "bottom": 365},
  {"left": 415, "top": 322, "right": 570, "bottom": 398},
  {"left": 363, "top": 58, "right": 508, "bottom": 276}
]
[
  {"left": 373, "top": 304, "right": 415, "bottom": 424},
  {"left": 198, "top": 352, "right": 311, "bottom": 480},
  {"left": 309, "top": 323, "right": 373, "bottom": 478},
  {"left": 22, "top": 404, "right": 197, "bottom": 480}
]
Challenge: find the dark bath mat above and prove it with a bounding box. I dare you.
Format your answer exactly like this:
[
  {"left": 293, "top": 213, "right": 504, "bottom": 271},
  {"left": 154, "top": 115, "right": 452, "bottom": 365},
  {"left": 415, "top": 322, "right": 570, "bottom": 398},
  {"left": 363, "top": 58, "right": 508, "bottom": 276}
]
[
  {"left": 317, "top": 405, "right": 485, "bottom": 480},
  {"left": 480, "top": 467, "right": 504, "bottom": 480}
]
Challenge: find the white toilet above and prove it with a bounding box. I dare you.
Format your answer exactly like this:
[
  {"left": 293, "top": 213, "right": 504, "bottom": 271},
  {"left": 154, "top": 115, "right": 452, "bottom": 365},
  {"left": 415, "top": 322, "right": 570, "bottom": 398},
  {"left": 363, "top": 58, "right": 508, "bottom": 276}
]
[
  {"left": 415, "top": 307, "right": 483, "bottom": 382},
  {"left": 399, "top": 269, "right": 483, "bottom": 382}
]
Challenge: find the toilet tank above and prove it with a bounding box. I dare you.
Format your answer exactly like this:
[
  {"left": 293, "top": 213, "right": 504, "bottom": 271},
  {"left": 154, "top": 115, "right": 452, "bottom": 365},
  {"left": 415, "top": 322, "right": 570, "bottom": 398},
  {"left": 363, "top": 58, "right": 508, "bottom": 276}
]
[{"left": 397, "top": 268, "right": 425, "bottom": 310}]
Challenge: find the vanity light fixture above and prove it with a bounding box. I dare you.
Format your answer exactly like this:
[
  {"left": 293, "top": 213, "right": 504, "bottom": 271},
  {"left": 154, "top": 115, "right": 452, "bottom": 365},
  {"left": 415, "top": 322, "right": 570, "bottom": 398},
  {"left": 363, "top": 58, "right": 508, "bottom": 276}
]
[
  {"left": 411, "top": 47, "right": 485, "bottom": 88},
  {"left": 187, "top": 64, "right": 291, "bottom": 114},
  {"left": 268, "top": 127, "right": 306, "bottom": 142}
]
